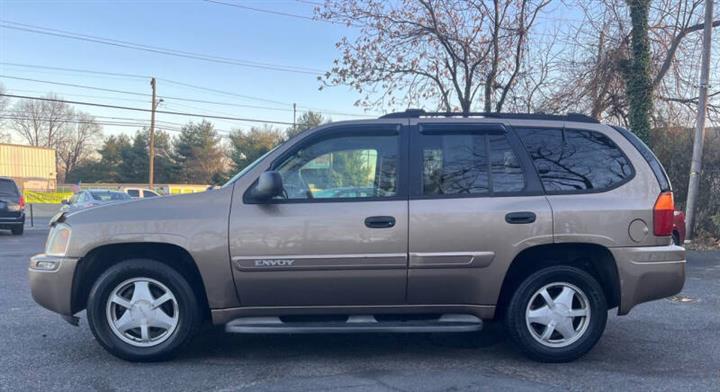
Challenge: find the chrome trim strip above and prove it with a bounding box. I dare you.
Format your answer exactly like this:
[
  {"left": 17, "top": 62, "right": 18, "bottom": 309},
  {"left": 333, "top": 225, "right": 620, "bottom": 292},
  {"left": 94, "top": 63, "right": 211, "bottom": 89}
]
[
  {"left": 232, "top": 253, "right": 408, "bottom": 271},
  {"left": 409, "top": 251, "right": 495, "bottom": 268}
]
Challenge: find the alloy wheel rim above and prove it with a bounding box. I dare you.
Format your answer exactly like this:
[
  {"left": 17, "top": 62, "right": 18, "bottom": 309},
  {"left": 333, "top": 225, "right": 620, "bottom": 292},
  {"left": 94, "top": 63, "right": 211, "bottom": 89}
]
[
  {"left": 525, "top": 282, "right": 591, "bottom": 348},
  {"left": 106, "top": 277, "right": 179, "bottom": 348}
]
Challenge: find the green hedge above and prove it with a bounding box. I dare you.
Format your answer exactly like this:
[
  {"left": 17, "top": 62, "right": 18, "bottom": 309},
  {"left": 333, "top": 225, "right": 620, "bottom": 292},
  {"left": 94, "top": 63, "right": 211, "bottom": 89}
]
[{"left": 24, "top": 191, "right": 73, "bottom": 204}]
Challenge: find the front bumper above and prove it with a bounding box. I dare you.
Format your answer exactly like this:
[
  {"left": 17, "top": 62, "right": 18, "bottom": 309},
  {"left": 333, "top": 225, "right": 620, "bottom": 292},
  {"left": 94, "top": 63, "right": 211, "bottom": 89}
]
[
  {"left": 611, "top": 245, "right": 686, "bottom": 315},
  {"left": 28, "top": 254, "right": 79, "bottom": 316}
]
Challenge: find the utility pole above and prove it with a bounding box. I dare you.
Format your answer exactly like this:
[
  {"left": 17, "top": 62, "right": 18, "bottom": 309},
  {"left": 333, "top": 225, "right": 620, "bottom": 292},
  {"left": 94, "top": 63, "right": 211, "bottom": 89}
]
[
  {"left": 293, "top": 103, "right": 297, "bottom": 133},
  {"left": 685, "top": 0, "right": 714, "bottom": 240},
  {"left": 149, "top": 77, "right": 157, "bottom": 189}
]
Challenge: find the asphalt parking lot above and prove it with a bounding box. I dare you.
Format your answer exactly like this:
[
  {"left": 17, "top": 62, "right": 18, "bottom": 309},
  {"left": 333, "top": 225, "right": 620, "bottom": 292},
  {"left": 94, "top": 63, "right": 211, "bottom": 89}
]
[{"left": 1, "top": 228, "right": 718, "bottom": 391}]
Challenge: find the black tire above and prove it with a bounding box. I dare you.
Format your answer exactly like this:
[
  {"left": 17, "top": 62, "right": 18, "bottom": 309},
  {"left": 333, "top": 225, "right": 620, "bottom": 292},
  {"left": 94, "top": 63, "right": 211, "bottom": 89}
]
[
  {"left": 11, "top": 225, "right": 23, "bottom": 235},
  {"left": 505, "top": 266, "right": 607, "bottom": 363},
  {"left": 86, "top": 259, "right": 201, "bottom": 362}
]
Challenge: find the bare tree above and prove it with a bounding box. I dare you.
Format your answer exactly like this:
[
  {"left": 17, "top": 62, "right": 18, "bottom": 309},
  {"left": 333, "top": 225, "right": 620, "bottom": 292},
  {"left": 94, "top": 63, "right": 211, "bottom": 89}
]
[
  {"left": 540, "top": 0, "right": 720, "bottom": 126},
  {"left": 318, "top": 0, "right": 550, "bottom": 113},
  {"left": 9, "top": 95, "right": 104, "bottom": 180},
  {"left": 0, "top": 84, "right": 11, "bottom": 143},
  {"left": 0, "top": 83, "right": 7, "bottom": 114},
  {"left": 56, "top": 112, "right": 103, "bottom": 179},
  {"left": 9, "top": 94, "right": 73, "bottom": 148}
]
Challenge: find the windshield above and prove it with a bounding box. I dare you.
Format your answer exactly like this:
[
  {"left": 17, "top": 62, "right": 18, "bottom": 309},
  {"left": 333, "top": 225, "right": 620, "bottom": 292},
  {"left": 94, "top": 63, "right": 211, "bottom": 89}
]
[
  {"left": 90, "top": 191, "right": 132, "bottom": 201},
  {"left": 222, "top": 145, "right": 281, "bottom": 187}
]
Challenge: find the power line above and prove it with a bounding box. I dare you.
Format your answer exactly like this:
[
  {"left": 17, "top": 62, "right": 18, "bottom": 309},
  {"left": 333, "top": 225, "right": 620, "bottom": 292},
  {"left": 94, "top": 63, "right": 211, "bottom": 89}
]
[
  {"left": 0, "top": 63, "right": 292, "bottom": 105},
  {"left": 0, "top": 63, "right": 379, "bottom": 117},
  {"left": 7, "top": 88, "right": 153, "bottom": 105},
  {"left": 0, "top": 115, "right": 235, "bottom": 135},
  {"left": 204, "top": 0, "right": 317, "bottom": 21},
  {"left": 0, "top": 20, "right": 324, "bottom": 75},
  {"left": 295, "top": 0, "right": 324, "bottom": 6},
  {"left": 0, "top": 75, "right": 290, "bottom": 111},
  {"left": 0, "top": 93, "right": 295, "bottom": 126},
  {"left": 1, "top": 115, "right": 159, "bottom": 129},
  {"left": 0, "top": 75, "right": 152, "bottom": 97},
  {"left": 206, "top": 0, "right": 361, "bottom": 28},
  {"left": 0, "top": 62, "right": 149, "bottom": 79}
]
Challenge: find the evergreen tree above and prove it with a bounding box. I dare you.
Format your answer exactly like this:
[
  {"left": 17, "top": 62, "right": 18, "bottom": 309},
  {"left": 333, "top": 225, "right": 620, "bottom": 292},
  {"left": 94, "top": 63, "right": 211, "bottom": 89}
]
[
  {"left": 229, "top": 125, "right": 284, "bottom": 172},
  {"left": 173, "top": 120, "right": 226, "bottom": 184},
  {"left": 286, "top": 111, "right": 326, "bottom": 139}
]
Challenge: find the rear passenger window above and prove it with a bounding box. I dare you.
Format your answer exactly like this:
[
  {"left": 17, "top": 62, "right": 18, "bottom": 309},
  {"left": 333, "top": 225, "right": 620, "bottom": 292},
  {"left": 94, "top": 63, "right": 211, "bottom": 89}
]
[
  {"left": 420, "top": 133, "right": 525, "bottom": 195},
  {"left": 516, "top": 128, "right": 633, "bottom": 192},
  {"left": 489, "top": 134, "right": 525, "bottom": 192}
]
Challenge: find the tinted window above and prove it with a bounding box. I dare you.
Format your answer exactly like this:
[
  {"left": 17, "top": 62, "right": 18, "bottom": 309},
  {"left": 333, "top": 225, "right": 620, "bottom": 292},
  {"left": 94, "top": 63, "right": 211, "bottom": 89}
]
[
  {"left": 489, "top": 134, "right": 525, "bottom": 192},
  {"left": 90, "top": 191, "right": 132, "bottom": 201},
  {"left": 0, "top": 179, "right": 18, "bottom": 196},
  {"left": 143, "top": 190, "right": 158, "bottom": 198},
  {"left": 276, "top": 134, "right": 399, "bottom": 200},
  {"left": 420, "top": 133, "right": 524, "bottom": 195},
  {"left": 611, "top": 125, "right": 671, "bottom": 191},
  {"left": 126, "top": 189, "right": 140, "bottom": 197},
  {"left": 516, "top": 128, "right": 633, "bottom": 192}
]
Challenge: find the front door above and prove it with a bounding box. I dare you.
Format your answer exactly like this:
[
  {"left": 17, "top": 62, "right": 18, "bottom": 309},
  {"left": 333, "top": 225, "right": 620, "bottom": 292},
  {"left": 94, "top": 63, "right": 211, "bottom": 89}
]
[
  {"left": 229, "top": 125, "right": 409, "bottom": 306},
  {"left": 407, "top": 122, "right": 554, "bottom": 306}
]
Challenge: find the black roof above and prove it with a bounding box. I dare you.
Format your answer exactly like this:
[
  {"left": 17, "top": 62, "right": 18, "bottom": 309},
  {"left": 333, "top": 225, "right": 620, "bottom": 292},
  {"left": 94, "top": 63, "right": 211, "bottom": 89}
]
[{"left": 379, "top": 109, "right": 599, "bottom": 123}]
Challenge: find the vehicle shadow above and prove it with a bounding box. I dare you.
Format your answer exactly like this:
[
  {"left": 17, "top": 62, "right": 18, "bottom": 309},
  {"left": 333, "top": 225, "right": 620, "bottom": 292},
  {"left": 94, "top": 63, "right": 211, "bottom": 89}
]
[{"left": 178, "top": 319, "right": 514, "bottom": 362}]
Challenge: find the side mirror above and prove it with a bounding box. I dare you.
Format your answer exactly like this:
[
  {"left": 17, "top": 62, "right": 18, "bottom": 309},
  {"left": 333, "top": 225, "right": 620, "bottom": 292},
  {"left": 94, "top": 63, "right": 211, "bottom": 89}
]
[
  {"left": 249, "top": 171, "right": 283, "bottom": 202},
  {"left": 61, "top": 199, "right": 69, "bottom": 205}
]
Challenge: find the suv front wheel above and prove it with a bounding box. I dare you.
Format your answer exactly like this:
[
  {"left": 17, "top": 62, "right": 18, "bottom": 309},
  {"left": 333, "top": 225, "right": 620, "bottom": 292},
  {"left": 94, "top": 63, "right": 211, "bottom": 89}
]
[
  {"left": 505, "top": 265, "right": 608, "bottom": 362},
  {"left": 86, "top": 259, "right": 201, "bottom": 361}
]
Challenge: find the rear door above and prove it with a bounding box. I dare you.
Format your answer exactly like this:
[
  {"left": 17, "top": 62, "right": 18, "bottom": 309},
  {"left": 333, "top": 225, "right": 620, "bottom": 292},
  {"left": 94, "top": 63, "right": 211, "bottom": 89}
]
[
  {"left": 229, "top": 124, "right": 410, "bottom": 306},
  {"left": 406, "top": 122, "right": 554, "bottom": 306}
]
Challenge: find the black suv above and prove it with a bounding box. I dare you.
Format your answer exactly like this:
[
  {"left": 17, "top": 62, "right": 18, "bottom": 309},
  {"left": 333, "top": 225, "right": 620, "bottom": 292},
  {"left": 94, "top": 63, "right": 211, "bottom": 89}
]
[{"left": 0, "top": 177, "right": 25, "bottom": 235}]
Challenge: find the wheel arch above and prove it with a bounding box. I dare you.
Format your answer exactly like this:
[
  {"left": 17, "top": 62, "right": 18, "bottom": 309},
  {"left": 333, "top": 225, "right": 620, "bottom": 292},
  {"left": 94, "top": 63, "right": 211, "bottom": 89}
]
[
  {"left": 71, "top": 242, "right": 211, "bottom": 321},
  {"left": 495, "top": 243, "right": 620, "bottom": 319}
]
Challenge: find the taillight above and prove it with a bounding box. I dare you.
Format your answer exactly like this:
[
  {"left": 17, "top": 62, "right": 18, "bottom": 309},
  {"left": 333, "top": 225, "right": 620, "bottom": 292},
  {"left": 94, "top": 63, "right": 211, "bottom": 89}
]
[
  {"left": 18, "top": 195, "right": 25, "bottom": 210},
  {"left": 653, "top": 192, "right": 674, "bottom": 236}
]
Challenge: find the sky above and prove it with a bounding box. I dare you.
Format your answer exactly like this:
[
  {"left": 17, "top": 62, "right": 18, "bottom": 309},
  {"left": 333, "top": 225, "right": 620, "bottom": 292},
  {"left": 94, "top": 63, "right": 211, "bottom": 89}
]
[
  {"left": 2, "top": 0, "right": 712, "bottom": 142},
  {"left": 0, "top": 0, "right": 379, "bottom": 139}
]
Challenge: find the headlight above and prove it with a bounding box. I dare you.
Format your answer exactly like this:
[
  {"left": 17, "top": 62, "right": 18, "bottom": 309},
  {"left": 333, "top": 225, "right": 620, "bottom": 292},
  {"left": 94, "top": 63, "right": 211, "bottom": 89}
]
[{"left": 46, "top": 224, "right": 72, "bottom": 256}]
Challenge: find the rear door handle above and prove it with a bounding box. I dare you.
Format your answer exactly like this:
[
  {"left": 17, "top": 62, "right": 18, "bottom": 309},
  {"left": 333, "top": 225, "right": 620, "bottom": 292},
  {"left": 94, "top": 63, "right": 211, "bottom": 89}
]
[
  {"left": 365, "top": 216, "right": 396, "bottom": 229},
  {"left": 505, "top": 211, "right": 536, "bottom": 224}
]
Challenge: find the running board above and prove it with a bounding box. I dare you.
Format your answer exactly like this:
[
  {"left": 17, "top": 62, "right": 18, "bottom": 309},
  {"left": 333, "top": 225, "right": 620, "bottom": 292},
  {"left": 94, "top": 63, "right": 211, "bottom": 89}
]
[{"left": 225, "top": 314, "right": 483, "bottom": 334}]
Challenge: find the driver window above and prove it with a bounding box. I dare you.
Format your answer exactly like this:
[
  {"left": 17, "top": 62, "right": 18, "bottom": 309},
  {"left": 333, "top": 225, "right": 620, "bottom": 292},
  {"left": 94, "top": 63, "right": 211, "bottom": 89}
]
[{"left": 276, "top": 133, "right": 399, "bottom": 200}]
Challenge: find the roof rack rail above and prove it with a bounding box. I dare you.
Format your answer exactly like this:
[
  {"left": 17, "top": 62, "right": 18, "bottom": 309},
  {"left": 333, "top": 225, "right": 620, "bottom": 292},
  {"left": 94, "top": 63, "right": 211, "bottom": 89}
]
[{"left": 379, "top": 109, "right": 599, "bottom": 123}]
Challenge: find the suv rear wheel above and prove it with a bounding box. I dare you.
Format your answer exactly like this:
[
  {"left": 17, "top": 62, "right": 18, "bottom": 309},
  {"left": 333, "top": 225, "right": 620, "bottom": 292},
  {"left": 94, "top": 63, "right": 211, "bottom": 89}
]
[
  {"left": 86, "top": 259, "right": 200, "bottom": 361},
  {"left": 505, "top": 265, "right": 607, "bottom": 362},
  {"left": 11, "top": 225, "right": 23, "bottom": 235}
]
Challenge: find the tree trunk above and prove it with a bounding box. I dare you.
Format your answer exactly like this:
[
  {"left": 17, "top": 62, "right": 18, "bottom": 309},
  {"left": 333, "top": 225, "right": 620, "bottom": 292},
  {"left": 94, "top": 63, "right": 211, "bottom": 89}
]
[{"left": 623, "top": 0, "right": 653, "bottom": 145}]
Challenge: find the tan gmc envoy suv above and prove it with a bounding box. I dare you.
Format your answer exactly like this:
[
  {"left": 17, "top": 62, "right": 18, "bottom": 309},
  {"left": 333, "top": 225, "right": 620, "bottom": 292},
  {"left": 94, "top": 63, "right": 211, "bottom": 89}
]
[{"left": 29, "top": 110, "right": 685, "bottom": 363}]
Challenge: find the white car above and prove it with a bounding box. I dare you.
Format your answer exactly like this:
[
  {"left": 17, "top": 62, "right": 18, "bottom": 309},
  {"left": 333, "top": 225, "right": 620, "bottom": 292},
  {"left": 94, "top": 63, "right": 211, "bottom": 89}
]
[{"left": 121, "top": 188, "right": 160, "bottom": 199}]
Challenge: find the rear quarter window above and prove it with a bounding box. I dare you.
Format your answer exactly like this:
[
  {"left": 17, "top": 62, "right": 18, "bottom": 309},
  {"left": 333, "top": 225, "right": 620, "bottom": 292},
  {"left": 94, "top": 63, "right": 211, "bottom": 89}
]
[
  {"left": 611, "top": 125, "right": 671, "bottom": 191},
  {"left": 515, "top": 127, "right": 634, "bottom": 193}
]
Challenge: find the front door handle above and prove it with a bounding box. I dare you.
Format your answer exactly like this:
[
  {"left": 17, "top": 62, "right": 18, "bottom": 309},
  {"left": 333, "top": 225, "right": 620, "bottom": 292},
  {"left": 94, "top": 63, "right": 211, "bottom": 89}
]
[
  {"left": 365, "top": 216, "right": 396, "bottom": 229},
  {"left": 505, "top": 211, "right": 536, "bottom": 224}
]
